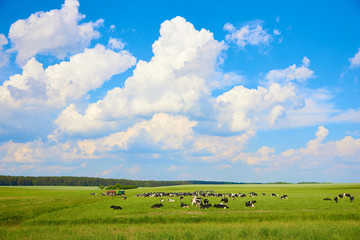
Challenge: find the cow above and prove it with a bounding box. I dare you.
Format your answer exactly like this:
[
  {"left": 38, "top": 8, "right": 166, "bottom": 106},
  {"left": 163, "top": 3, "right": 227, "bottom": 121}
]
[
  {"left": 151, "top": 203, "right": 164, "bottom": 208},
  {"left": 180, "top": 202, "right": 189, "bottom": 208},
  {"left": 221, "top": 198, "right": 228, "bottom": 204},
  {"left": 245, "top": 201, "right": 256, "bottom": 207},
  {"left": 323, "top": 198, "right": 332, "bottom": 201},
  {"left": 271, "top": 193, "right": 278, "bottom": 197},
  {"left": 200, "top": 203, "right": 212, "bottom": 209},
  {"left": 101, "top": 193, "right": 106, "bottom": 196},
  {"left": 204, "top": 199, "right": 209, "bottom": 204},
  {"left": 167, "top": 199, "right": 175, "bottom": 202},
  {"left": 180, "top": 196, "right": 184, "bottom": 202},
  {"left": 191, "top": 197, "right": 202, "bottom": 206},
  {"left": 214, "top": 203, "right": 229, "bottom": 209},
  {"left": 249, "top": 192, "right": 258, "bottom": 197},
  {"left": 350, "top": 196, "right": 354, "bottom": 203},
  {"left": 110, "top": 205, "right": 122, "bottom": 210},
  {"left": 262, "top": 193, "right": 266, "bottom": 196},
  {"left": 122, "top": 196, "right": 127, "bottom": 200},
  {"left": 334, "top": 196, "right": 338, "bottom": 203},
  {"left": 90, "top": 193, "right": 97, "bottom": 195},
  {"left": 281, "top": 195, "right": 288, "bottom": 200}
]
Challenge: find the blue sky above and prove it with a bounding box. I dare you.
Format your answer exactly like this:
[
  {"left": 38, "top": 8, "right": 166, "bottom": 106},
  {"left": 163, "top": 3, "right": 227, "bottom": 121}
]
[{"left": 0, "top": 0, "right": 359, "bottom": 183}]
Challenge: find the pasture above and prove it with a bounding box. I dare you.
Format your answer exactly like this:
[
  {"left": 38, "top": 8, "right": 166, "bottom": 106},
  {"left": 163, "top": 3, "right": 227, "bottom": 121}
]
[{"left": 0, "top": 184, "right": 359, "bottom": 239}]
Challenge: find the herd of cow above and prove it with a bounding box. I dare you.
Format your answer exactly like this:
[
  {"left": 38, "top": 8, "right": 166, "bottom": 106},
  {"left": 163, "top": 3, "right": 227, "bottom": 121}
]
[
  {"left": 107, "top": 191, "right": 290, "bottom": 210},
  {"left": 323, "top": 193, "right": 355, "bottom": 203},
  {"left": 105, "top": 191, "right": 355, "bottom": 210}
]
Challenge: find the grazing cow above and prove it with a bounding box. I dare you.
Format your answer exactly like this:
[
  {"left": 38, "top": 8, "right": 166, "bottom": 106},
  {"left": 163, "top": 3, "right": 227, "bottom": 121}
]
[
  {"left": 191, "top": 197, "right": 202, "bottom": 206},
  {"left": 180, "top": 196, "right": 184, "bottom": 202},
  {"left": 350, "top": 196, "right": 354, "bottom": 203},
  {"left": 323, "top": 198, "right": 332, "bottom": 201},
  {"left": 122, "top": 196, "right": 127, "bottom": 200},
  {"left": 345, "top": 193, "right": 351, "bottom": 198},
  {"left": 90, "top": 193, "right": 97, "bottom": 195},
  {"left": 160, "top": 199, "right": 164, "bottom": 202},
  {"left": 214, "top": 203, "right": 229, "bottom": 209},
  {"left": 180, "top": 202, "right": 189, "bottom": 208},
  {"left": 334, "top": 196, "right": 338, "bottom": 203},
  {"left": 200, "top": 203, "right": 212, "bottom": 209},
  {"left": 338, "top": 194, "right": 344, "bottom": 198},
  {"left": 262, "top": 193, "right": 266, "bottom": 196},
  {"left": 281, "top": 195, "right": 288, "bottom": 200},
  {"left": 221, "top": 198, "right": 228, "bottom": 204},
  {"left": 195, "top": 199, "right": 202, "bottom": 208},
  {"left": 167, "top": 199, "right": 175, "bottom": 202},
  {"left": 249, "top": 192, "right": 258, "bottom": 197},
  {"left": 204, "top": 199, "right": 209, "bottom": 204},
  {"left": 110, "top": 205, "right": 122, "bottom": 210},
  {"left": 151, "top": 203, "right": 164, "bottom": 208},
  {"left": 271, "top": 193, "right": 277, "bottom": 197},
  {"left": 245, "top": 201, "right": 256, "bottom": 207},
  {"left": 101, "top": 193, "right": 106, "bottom": 196}
]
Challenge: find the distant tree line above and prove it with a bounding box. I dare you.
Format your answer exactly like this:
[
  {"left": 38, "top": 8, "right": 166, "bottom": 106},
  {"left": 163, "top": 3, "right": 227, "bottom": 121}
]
[
  {"left": 103, "top": 183, "right": 138, "bottom": 190},
  {"left": 0, "top": 175, "right": 246, "bottom": 187}
]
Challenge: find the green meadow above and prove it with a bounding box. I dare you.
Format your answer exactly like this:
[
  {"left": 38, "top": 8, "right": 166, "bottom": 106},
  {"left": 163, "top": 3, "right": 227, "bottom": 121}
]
[{"left": 0, "top": 184, "right": 359, "bottom": 239}]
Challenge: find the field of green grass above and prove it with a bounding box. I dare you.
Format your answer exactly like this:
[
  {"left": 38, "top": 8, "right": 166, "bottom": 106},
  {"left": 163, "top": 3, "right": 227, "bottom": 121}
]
[{"left": 0, "top": 184, "right": 359, "bottom": 239}]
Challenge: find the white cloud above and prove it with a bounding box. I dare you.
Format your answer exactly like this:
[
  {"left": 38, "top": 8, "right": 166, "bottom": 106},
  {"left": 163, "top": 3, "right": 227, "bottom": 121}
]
[
  {"left": 265, "top": 57, "right": 314, "bottom": 83},
  {"left": 108, "top": 38, "right": 125, "bottom": 50},
  {"left": 0, "top": 34, "right": 10, "bottom": 68},
  {"left": 224, "top": 22, "right": 272, "bottom": 48},
  {"left": 0, "top": 141, "right": 43, "bottom": 163},
  {"left": 273, "top": 29, "right": 281, "bottom": 36},
  {"left": 1, "top": 44, "right": 136, "bottom": 108},
  {"left": 192, "top": 128, "right": 256, "bottom": 162},
  {"left": 240, "top": 126, "right": 360, "bottom": 168},
  {"left": 45, "top": 44, "right": 136, "bottom": 106},
  {"left": 91, "top": 112, "right": 197, "bottom": 152},
  {"left": 165, "top": 165, "right": 187, "bottom": 172},
  {"left": 56, "top": 16, "right": 225, "bottom": 134},
  {"left": 236, "top": 146, "right": 275, "bottom": 165},
  {"left": 8, "top": 0, "right": 103, "bottom": 65},
  {"left": 349, "top": 48, "right": 360, "bottom": 69},
  {"left": 216, "top": 83, "right": 299, "bottom": 131}
]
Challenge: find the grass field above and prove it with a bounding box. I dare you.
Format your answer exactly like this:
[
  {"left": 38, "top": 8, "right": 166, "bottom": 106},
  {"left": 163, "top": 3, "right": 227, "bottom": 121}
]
[{"left": 0, "top": 184, "right": 359, "bottom": 239}]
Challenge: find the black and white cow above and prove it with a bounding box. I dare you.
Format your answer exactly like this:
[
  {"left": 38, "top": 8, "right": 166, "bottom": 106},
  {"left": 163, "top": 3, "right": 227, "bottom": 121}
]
[
  {"left": 350, "top": 196, "right": 354, "bottom": 203},
  {"left": 214, "top": 203, "right": 229, "bottom": 209},
  {"left": 245, "top": 200, "right": 256, "bottom": 207},
  {"left": 221, "top": 198, "right": 228, "bottom": 204},
  {"left": 334, "top": 196, "right": 338, "bottom": 203},
  {"left": 281, "top": 195, "right": 288, "bottom": 200},
  {"left": 180, "top": 202, "right": 189, "bottom": 208},
  {"left": 323, "top": 198, "right": 332, "bottom": 201},
  {"left": 151, "top": 203, "right": 164, "bottom": 208},
  {"left": 271, "top": 193, "right": 277, "bottom": 197},
  {"left": 200, "top": 203, "right": 212, "bottom": 209},
  {"left": 110, "top": 205, "right": 122, "bottom": 210},
  {"left": 90, "top": 193, "right": 97, "bottom": 195}
]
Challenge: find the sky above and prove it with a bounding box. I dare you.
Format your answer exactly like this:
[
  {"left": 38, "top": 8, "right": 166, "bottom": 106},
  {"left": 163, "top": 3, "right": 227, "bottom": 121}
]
[{"left": 0, "top": 0, "right": 359, "bottom": 183}]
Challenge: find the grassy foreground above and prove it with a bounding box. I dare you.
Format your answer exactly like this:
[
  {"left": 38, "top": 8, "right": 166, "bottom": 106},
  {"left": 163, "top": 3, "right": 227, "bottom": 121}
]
[{"left": 0, "top": 184, "right": 359, "bottom": 239}]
